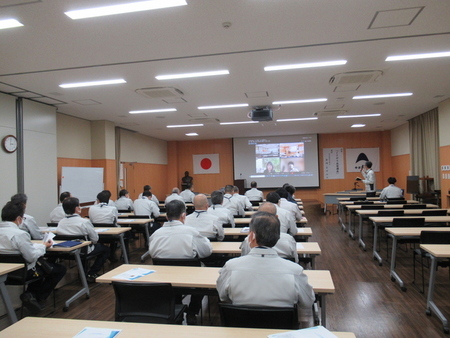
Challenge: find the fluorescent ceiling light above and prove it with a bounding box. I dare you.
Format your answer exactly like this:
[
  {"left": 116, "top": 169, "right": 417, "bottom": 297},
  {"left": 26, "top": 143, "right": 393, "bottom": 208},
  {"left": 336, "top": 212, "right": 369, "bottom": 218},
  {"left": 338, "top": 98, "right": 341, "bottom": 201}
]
[
  {"left": 60, "top": 79, "right": 126, "bottom": 88},
  {"left": 277, "top": 117, "right": 318, "bottom": 122},
  {"left": 272, "top": 98, "right": 327, "bottom": 105},
  {"left": 167, "top": 124, "right": 204, "bottom": 128},
  {"left": 156, "top": 70, "right": 229, "bottom": 80},
  {"left": 129, "top": 108, "right": 176, "bottom": 114},
  {"left": 351, "top": 124, "right": 365, "bottom": 128},
  {"left": 65, "top": 0, "right": 187, "bottom": 20},
  {"left": 337, "top": 114, "right": 381, "bottom": 119},
  {"left": 0, "top": 19, "right": 23, "bottom": 30},
  {"left": 386, "top": 51, "right": 450, "bottom": 61},
  {"left": 265, "top": 60, "right": 347, "bottom": 72},
  {"left": 220, "top": 121, "right": 258, "bottom": 125},
  {"left": 199, "top": 104, "right": 248, "bottom": 110},
  {"left": 353, "top": 93, "right": 412, "bottom": 100},
  {"left": 186, "top": 133, "right": 199, "bottom": 136}
]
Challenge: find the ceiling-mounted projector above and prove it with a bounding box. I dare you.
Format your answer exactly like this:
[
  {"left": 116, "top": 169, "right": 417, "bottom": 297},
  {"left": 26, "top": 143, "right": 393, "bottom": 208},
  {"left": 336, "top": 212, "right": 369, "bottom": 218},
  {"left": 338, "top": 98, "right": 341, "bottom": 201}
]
[{"left": 251, "top": 106, "right": 273, "bottom": 121}]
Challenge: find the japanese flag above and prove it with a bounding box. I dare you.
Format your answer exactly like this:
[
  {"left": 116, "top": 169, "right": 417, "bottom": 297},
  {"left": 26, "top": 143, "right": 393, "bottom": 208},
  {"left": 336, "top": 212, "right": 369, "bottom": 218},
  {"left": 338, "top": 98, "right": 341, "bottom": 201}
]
[{"left": 193, "top": 154, "right": 220, "bottom": 174}]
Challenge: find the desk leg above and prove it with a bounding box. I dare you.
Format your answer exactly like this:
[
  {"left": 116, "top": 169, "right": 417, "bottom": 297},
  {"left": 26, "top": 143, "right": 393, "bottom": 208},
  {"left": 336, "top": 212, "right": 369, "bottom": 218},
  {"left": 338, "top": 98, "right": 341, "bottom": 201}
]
[
  {"left": 63, "top": 249, "right": 90, "bottom": 311},
  {"left": 388, "top": 235, "right": 406, "bottom": 291},
  {"left": 358, "top": 215, "right": 366, "bottom": 250},
  {"left": 426, "top": 256, "right": 449, "bottom": 333},
  {"left": 320, "top": 294, "right": 327, "bottom": 327},
  {"left": 348, "top": 211, "right": 355, "bottom": 239},
  {"left": 140, "top": 223, "right": 151, "bottom": 262},
  {"left": 0, "top": 275, "right": 17, "bottom": 324},
  {"left": 311, "top": 255, "right": 315, "bottom": 270},
  {"left": 118, "top": 234, "right": 129, "bottom": 264},
  {"left": 338, "top": 205, "right": 346, "bottom": 231},
  {"left": 372, "top": 222, "right": 382, "bottom": 265}
]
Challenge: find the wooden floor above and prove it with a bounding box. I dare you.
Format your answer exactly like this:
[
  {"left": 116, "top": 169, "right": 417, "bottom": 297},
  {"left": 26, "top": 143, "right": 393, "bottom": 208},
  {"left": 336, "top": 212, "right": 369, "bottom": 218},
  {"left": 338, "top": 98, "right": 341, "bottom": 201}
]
[{"left": 11, "top": 200, "right": 450, "bottom": 337}]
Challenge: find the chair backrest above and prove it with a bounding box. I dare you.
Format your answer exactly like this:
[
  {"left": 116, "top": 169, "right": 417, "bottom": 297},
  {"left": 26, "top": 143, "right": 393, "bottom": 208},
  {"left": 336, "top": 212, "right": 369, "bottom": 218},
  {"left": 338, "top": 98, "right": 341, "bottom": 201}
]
[
  {"left": 353, "top": 201, "right": 374, "bottom": 205},
  {"left": 131, "top": 215, "right": 151, "bottom": 219},
  {"left": 47, "top": 222, "right": 58, "bottom": 227},
  {"left": 386, "top": 197, "right": 405, "bottom": 202},
  {"left": 112, "top": 282, "right": 179, "bottom": 323},
  {"left": 117, "top": 209, "right": 131, "bottom": 213},
  {"left": 53, "top": 234, "right": 88, "bottom": 242},
  {"left": 92, "top": 222, "right": 118, "bottom": 228},
  {"left": 386, "top": 200, "right": 407, "bottom": 204},
  {"left": 366, "top": 192, "right": 377, "bottom": 197},
  {"left": 349, "top": 197, "right": 365, "bottom": 201},
  {"left": 151, "top": 257, "right": 201, "bottom": 267},
  {"left": 377, "top": 210, "right": 404, "bottom": 217},
  {"left": 219, "top": 303, "right": 298, "bottom": 329},
  {"left": 250, "top": 200, "right": 261, "bottom": 206},
  {"left": 0, "top": 254, "right": 28, "bottom": 284},
  {"left": 421, "top": 210, "right": 448, "bottom": 216},
  {"left": 361, "top": 205, "right": 384, "bottom": 210},
  {"left": 403, "top": 204, "right": 427, "bottom": 209},
  {"left": 392, "top": 218, "right": 425, "bottom": 227},
  {"left": 222, "top": 223, "right": 233, "bottom": 228},
  {"left": 420, "top": 231, "right": 450, "bottom": 244}
]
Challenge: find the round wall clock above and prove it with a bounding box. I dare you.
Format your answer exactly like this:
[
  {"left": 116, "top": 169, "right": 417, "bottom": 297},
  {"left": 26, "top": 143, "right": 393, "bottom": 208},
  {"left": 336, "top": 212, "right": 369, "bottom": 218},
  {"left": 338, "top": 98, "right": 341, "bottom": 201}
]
[{"left": 2, "top": 135, "right": 18, "bottom": 153}]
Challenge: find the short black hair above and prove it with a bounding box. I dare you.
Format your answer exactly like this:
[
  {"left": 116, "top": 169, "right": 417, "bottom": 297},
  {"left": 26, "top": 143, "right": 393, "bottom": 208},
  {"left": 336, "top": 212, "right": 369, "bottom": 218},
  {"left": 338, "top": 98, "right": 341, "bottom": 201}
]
[
  {"left": 388, "top": 177, "right": 397, "bottom": 185},
  {"left": 224, "top": 185, "right": 234, "bottom": 193},
  {"left": 165, "top": 200, "right": 186, "bottom": 220},
  {"left": 250, "top": 181, "right": 257, "bottom": 188},
  {"left": 266, "top": 192, "right": 280, "bottom": 204},
  {"left": 211, "top": 190, "right": 224, "bottom": 204},
  {"left": 249, "top": 211, "right": 280, "bottom": 247},
  {"left": 365, "top": 161, "right": 373, "bottom": 168},
  {"left": 63, "top": 197, "right": 80, "bottom": 215},
  {"left": 275, "top": 188, "right": 289, "bottom": 199},
  {"left": 10, "top": 193, "right": 27, "bottom": 205},
  {"left": 2, "top": 202, "right": 24, "bottom": 222},
  {"left": 143, "top": 185, "right": 151, "bottom": 191},
  {"left": 97, "top": 190, "right": 111, "bottom": 203},
  {"left": 119, "top": 189, "right": 128, "bottom": 197},
  {"left": 59, "top": 191, "right": 71, "bottom": 203},
  {"left": 285, "top": 184, "right": 295, "bottom": 195},
  {"left": 143, "top": 190, "right": 153, "bottom": 197}
]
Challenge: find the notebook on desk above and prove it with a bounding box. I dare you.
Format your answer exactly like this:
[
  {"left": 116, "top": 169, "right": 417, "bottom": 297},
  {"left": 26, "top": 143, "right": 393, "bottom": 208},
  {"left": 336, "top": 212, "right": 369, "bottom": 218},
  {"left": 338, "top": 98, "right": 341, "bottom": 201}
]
[{"left": 53, "top": 241, "right": 82, "bottom": 248}]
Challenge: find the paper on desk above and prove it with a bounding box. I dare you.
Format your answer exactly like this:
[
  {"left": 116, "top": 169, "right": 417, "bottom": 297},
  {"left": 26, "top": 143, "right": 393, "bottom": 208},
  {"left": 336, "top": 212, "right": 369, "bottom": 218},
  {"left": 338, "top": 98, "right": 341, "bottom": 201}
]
[
  {"left": 240, "top": 227, "right": 250, "bottom": 233},
  {"left": 74, "top": 327, "right": 121, "bottom": 338},
  {"left": 296, "top": 243, "right": 304, "bottom": 249},
  {"left": 297, "top": 228, "right": 305, "bottom": 232},
  {"left": 43, "top": 232, "right": 55, "bottom": 245},
  {"left": 112, "top": 267, "right": 155, "bottom": 281},
  {"left": 122, "top": 219, "right": 136, "bottom": 222},
  {"left": 268, "top": 325, "right": 337, "bottom": 338},
  {"left": 95, "top": 228, "right": 110, "bottom": 232}
]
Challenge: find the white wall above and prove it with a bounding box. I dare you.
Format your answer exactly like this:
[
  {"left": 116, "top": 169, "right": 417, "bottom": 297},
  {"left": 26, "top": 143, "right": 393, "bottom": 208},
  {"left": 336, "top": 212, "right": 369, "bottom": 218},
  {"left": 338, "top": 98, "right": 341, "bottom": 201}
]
[
  {"left": 390, "top": 123, "right": 410, "bottom": 156},
  {"left": 56, "top": 113, "right": 92, "bottom": 159},
  {"left": 119, "top": 128, "right": 167, "bottom": 164},
  {"left": 91, "top": 120, "right": 116, "bottom": 160},
  {"left": 439, "top": 98, "right": 450, "bottom": 147}
]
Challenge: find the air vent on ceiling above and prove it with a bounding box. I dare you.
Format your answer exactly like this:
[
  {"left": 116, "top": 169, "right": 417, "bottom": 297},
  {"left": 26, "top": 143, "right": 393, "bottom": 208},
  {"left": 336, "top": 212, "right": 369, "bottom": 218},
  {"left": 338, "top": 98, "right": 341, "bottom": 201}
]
[
  {"left": 313, "top": 110, "right": 347, "bottom": 117},
  {"left": 329, "top": 70, "right": 383, "bottom": 85},
  {"left": 135, "top": 87, "right": 184, "bottom": 99}
]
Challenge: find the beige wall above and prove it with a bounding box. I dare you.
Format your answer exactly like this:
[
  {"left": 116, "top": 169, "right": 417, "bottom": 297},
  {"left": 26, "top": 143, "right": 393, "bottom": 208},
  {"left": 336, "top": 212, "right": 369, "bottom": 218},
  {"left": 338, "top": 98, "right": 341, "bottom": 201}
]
[
  {"left": 119, "top": 128, "right": 167, "bottom": 164},
  {"left": 57, "top": 114, "right": 92, "bottom": 159},
  {"left": 439, "top": 98, "right": 450, "bottom": 147},
  {"left": 391, "top": 123, "right": 410, "bottom": 157},
  {"left": 91, "top": 120, "right": 116, "bottom": 160}
]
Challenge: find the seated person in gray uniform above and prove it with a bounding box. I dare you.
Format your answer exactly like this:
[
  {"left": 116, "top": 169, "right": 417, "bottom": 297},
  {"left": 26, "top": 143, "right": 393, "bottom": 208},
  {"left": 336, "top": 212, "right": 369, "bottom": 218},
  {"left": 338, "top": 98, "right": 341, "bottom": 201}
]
[
  {"left": 115, "top": 189, "right": 134, "bottom": 211},
  {"left": 216, "top": 211, "right": 314, "bottom": 308},
  {"left": 164, "top": 187, "right": 185, "bottom": 205},
  {"left": 180, "top": 183, "right": 196, "bottom": 203},
  {"left": 244, "top": 181, "right": 264, "bottom": 201},
  {"left": 49, "top": 191, "right": 71, "bottom": 223},
  {"left": 138, "top": 185, "right": 159, "bottom": 205},
  {"left": 185, "top": 194, "right": 224, "bottom": 241},
  {"left": 379, "top": 177, "right": 403, "bottom": 200},
  {"left": 10, "top": 193, "right": 43, "bottom": 240},
  {"left": 207, "top": 190, "right": 235, "bottom": 228},
  {"left": 57, "top": 197, "right": 110, "bottom": 283},
  {"left": 89, "top": 190, "right": 118, "bottom": 224},
  {"left": 266, "top": 192, "right": 297, "bottom": 236},
  {"left": 148, "top": 200, "right": 212, "bottom": 325},
  {"left": 0, "top": 201, "right": 66, "bottom": 314},
  {"left": 222, "top": 185, "right": 245, "bottom": 216},
  {"left": 240, "top": 202, "right": 298, "bottom": 262}
]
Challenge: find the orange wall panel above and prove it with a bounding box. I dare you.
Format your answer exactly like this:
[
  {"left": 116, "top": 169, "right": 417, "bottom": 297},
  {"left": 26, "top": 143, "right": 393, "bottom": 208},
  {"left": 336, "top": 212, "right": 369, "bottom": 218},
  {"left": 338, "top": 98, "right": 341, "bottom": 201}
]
[
  {"left": 439, "top": 145, "right": 450, "bottom": 208},
  {"left": 390, "top": 154, "right": 411, "bottom": 199},
  {"left": 123, "top": 162, "right": 169, "bottom": 201}
]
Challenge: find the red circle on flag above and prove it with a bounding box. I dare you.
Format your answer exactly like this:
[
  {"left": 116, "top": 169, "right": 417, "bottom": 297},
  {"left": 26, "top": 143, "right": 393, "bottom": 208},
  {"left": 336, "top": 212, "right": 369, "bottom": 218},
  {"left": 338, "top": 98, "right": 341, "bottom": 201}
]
[{"left": 200, "top": 158, "right": 212, "bottom": 170}]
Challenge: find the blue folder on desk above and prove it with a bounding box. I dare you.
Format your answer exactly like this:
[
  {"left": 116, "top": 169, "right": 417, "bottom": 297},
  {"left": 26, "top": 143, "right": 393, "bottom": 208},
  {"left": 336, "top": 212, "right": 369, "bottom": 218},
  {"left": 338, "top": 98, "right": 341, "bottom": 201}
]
[{"left": 53, "top": 241, "right": 82, "bottom": 248}]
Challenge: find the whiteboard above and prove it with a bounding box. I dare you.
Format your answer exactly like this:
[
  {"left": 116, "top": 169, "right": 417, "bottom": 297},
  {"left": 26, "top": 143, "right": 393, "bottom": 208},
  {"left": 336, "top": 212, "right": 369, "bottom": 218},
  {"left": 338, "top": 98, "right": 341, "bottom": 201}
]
[{"left": 61, "top": 167, "right": 104, "bottom": 203}]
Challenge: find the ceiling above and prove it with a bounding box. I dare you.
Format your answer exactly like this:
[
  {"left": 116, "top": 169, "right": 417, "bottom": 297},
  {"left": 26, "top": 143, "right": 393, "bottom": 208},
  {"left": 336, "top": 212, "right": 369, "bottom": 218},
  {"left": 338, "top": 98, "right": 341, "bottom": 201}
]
[{"left": 1, "top": 0, "right": 449, "bottom": 141}]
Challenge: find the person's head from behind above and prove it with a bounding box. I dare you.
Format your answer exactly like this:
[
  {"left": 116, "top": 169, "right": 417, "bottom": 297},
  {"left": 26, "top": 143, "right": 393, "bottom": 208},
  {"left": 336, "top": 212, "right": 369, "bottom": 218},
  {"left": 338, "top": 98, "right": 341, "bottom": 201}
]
[
  {"left": 1, "top": 202, "right": 25, "bottom": 224},
  {"left": 211, "top": 190, "right": 224, "bottom": 205},
  {"left": 60, "top": 191, "right": 71, "bottom": 203},
  {"left": 119, "top": 189, "right": 129, "bottom": 198},
  {"left": 275, "top": 188, "right": 289, "bottom": 199},
  {"left": 248, "top": 211, "right": 280, "bottom": 248},
  {"left": 172, "top": 187, "right": 180, "bottom": 194},
  {"left": 365, "top": 161, "right": 372, "bottom": 169},
  {"left": 224, "top": 185, "right": 234, "bottom": 194},
  {"left": 258, "top": 202, "right": 277, "bottom": 215},
  {"left": 266, "top": 161, "right": 273, "bottom": 171},
  {"left": 10, "top": 193, "right": 27, "bottom": 207},
  {"left": 143, "top": 185, "right": 151, "bottom": 192},
  {"left": 165, "top": 200, "right": 186, "bottom": 222},
  {"left": 63, "top": 197, "right": 80, "bottom": 215},
  {"left": 285, "top": 184, "right": 295, "bottom": 196},
  {"left": 193, "top": 194, "right": 208, "bottom": 210},
  {"left": 185, "top": 183, "right": 192, "bottom": 190},
  {"left": 143, "top": 190, "right": 153, "bottom": 198},
  {"left": 233, "top": 186, "right": 239, "bottom": 194},
  {"left": 97, "top": 190, "right": 111, "bottom": 204},
  {"left": 388, "top": 177, "right": 397, "bottom": 185},
  {"left": 266, "top": 192, "right": 281, "bottom": 205},
  {"left": 250, "top": 181, "right": 257, "bottom": 188}
]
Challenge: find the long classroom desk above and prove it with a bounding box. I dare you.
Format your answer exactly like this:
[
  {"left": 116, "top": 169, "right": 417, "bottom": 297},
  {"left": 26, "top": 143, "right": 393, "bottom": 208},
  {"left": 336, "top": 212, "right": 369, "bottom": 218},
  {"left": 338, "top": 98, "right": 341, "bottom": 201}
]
[
  {"left": 0, "top": 317, "right": 356, "bottom": 338},
  {"left": 234, "top": 217, "right": 308, "bottom": 227},
  {"left": 96, "top": 264, "right": 335, "bottom": 327},
  {"left": 224, "top": 227, "right": 312, "bottom": 242},
  {"left": 0, "top": 263, "right": 23, "bottom": 324},
  {"left": 211, "top": 241, "right": 321, "bottom": 269},
  {"left": 368, "top": 216, "right": 450, "bottom": 265},
  {"left": 355, "top": 209, "right": 448, "bottom": 250},
  {"left": 420, "top": 244, "right": 450, "bottom": 334}
]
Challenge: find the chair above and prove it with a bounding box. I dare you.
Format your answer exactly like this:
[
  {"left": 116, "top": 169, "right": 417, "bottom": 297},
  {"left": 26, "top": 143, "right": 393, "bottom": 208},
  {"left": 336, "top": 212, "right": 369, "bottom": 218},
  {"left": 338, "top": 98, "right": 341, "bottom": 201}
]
[
  {"left": 421, "top": 210, "right": 447, "bottom": 216},
  {"left": 386, "top": 197, "right": 405, "bottom": 202},
  {"left": 361, "top": 205, "right": 384, "bottom": 210},
  {"left": 413, "top": 231, "right": 450, "bottom": 293},
  {"left": 386, "top": 200, "right": 407, "bottom": 204},
  {"left": 403, "top": 204, "right": 427, "bottom": 209},
  {"left": 92, "top": 222, "right": 125, "bottom": 263},
  {"left": 366, "top": 192, "right": 377, "bottom": 197},
  {"left": 47, "top": 223, "right": 58, "bottom": 227},
  {"left": 353, "top": 201, "right": 374, "bottom": 205},
  {"left": 151, "top": 257, "right": 201, "bottom": 267},
  {"left": 250, "top": 200, "right": 261, "bottom": 207},
  {"left": 117, "top": 209, "right": 131, "bottom": 213},
  {"left": 388, "top": 218, "right": 425, "bottom": 257},
  {"left": 219, "top": 303, "right": 298, "bottom": 329},
  {"left": 349, "top": 197, "right": 365, "bottom": 201},
  {"left": 112, "top": 282, "right": 186, "bottom": 324}
]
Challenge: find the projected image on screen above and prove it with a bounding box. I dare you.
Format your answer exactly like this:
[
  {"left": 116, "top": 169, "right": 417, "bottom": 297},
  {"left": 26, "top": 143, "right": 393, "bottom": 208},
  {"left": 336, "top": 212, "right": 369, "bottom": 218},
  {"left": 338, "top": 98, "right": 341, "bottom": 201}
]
[{"left": 256, "top": 142, "right": 304, "bottom": 174}]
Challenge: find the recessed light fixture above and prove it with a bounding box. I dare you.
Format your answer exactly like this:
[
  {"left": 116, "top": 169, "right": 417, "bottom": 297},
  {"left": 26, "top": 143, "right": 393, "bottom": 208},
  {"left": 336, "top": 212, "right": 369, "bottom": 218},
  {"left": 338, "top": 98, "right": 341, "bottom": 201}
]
[
  {"left": 59, "top": 79, "right": 126, "bottom": 88},
  {"left": 351, "top": 124, "right": 366, "bottom": 128},
  {"left": 276, "top": 117, "right": 318, "bottom": 122},
  {"left": 65, "top": 0, "right": 187, "bottom": 20},
  {"left": 386, "top": 51, "right": 450, "bottom": 61},
  {"left": 0, "top": 19, "right": 23, "bottom": 30},
  {"left": 198, "top": 103, "right": 248, "bottom": 110},
  {"left": 129, "top": 108, "right": 176, "bottom": 114},
  {"left": 156, "top": 70, "right": 229, "bottom": 80},
  {"left": 264, "top": 60, "right": 347, "bottom": 72},
  {"left": 167, "top": 124, "right": 204, "bottom": 128},
  {"left": 186, "top": 133, "right": 198, "bottom": 136},
  {"left": 272, "top": 98, "right": 327, "bottom": 105},
  {"left": 353, "top": 93, "right": 412, "bottom": 100},
  {"left": 337, "top": 114, "right": 381, "bottom": 118},
  {"left": 220, "top": 121, "right": 259, "bottom": 125}
]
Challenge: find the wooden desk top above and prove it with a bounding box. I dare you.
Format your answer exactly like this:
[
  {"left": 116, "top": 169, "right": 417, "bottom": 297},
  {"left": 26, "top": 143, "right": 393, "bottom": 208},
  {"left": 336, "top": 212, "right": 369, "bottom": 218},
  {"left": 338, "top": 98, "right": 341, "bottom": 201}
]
[
  {"left": 234, "top": 217, "right": 307, "bottom": 225},
  {"left": 346, "top": 203, "right": 436, "bottom": 209},
  {"left": 385, "top": 227, "right": 450, "bottom": 237},
  {"left": 96, "top": 264, "right": 334, "bottom": 294},
  {"left": 32, "top": 240, "right": 92, "bottom": 252},
  {"left": 337, "top": 197, "right": 380, "bottom": 201},
  {"left": 0, "top": 263, "right": 23, "bottom": 276},
  {"left": 224, "top": 227, "right": 312, "bottom": 237},
  {"left": 41, "top": 227, "right": 132, "bottom": 235},
  {"left": 355, "top": 209, "right": 448, "bottom": 215},
  {"left": 420, "top": 244, "right": 450, "bottom": 258},
  {"left": 118, "top": 212, "right": 134, "bottom": 218},
  {"left": 0, "top": 317, "right": 355, "bottom": 338},
  {"left": 117, "top": 218, "right": 153, "bottom": 225},
  {"left": 369, "top": 216, "right": 450, "bottom": 223},
  {"left": 211, "top": 241, "right": 321, "bottom": 255}
]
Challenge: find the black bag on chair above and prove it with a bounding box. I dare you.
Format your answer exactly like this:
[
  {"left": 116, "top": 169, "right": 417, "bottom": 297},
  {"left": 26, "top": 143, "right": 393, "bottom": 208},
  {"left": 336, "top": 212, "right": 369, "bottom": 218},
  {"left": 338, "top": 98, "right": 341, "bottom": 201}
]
[{"left": 36, "top": 257, "right": 54, "bottom": 275}]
